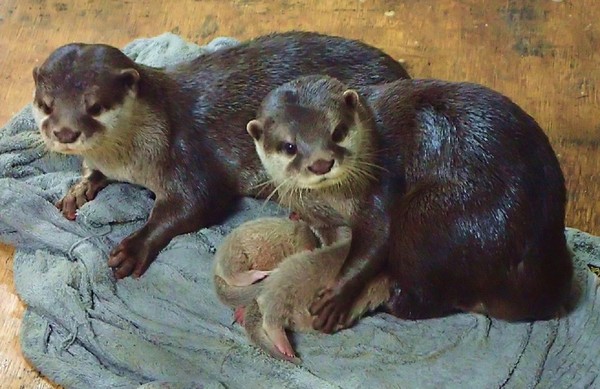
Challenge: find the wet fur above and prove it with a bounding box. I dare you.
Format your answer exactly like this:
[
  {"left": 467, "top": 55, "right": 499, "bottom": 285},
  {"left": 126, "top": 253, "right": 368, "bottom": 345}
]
[
  {"left": 32, "top": 32, "right": 410, "bottom": 279},
  {"left": 248, "top": 75, "right": 574, "bottom": 330}
]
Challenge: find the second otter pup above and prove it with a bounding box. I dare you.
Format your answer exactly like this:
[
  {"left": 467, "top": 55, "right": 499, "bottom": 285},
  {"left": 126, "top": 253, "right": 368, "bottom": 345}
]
[
  {"left": 213, "top": 217, "right": 389, "bottom": 363},
  {"left": 246, "top": 75, "right": 573, "bottom": 333}
]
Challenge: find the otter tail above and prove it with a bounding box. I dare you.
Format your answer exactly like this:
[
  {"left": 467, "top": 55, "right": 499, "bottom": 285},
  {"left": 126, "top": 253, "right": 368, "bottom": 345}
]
[
  {"left": 244, "top": 300, "right": 301, "bottom": 365},
  {"left": 214, "top": 275, "right": 264, "bottom": 308}
]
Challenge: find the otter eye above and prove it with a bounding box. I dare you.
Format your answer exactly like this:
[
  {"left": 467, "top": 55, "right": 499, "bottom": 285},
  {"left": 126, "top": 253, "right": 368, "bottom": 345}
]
[
  {"left": 332, "top": 123, "right": 349, "bottom": 143},
  {"left": 281, "top": 142, "right": 297, "bottom": 156},
  {"left": 39, "top": 101, "right": 52, "bottom": 115},
  {"left": 87, "top": 103, "right": 103, "bottom": 116}
]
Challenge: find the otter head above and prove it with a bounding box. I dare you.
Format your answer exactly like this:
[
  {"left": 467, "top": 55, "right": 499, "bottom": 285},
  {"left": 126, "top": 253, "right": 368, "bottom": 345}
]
[
  {"left": 246, "top": 76, "right": 376, "bottom": 191},
  {"left": 32, "top": 43, "right": 140, "bottom": 155}
]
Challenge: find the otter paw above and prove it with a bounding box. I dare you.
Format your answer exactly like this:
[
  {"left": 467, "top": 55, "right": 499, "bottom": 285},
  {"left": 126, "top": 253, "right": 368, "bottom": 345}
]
[
  {"left": 309, "top": 287, "right": 355, "bottom": 334},
  {"left": 233, "top": 306, "right": 246, "bottom": 325},
  {"left": 263, "top": 324, "right": 300, "bottom": 364},
  {"left": 108, "top": 233, "right": 156, "bottom": 279},
  {"left": 56, "top": 177, "right": 107, "bottom": 220}
]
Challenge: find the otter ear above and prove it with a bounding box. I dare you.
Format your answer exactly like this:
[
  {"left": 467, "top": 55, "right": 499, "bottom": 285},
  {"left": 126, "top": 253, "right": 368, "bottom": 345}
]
[
  {"left": 342, "top": 89, "right": 359, "bottom": 109},
  {"left": 246, "top": 119, "right": 264, "bottom": 141},
  {"left": 32, "top": 67, "right": 40, "bottom": 84},
  {"left": 117, "top": 68, "right": 140, "bottom": 92}
]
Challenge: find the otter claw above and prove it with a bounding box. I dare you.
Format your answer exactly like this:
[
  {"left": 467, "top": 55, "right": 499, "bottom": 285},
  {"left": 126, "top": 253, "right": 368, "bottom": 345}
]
[
  {"left": 108, "top": 232, "right": 156, "bottom": 279},
  {"left": 311, "top": 287, "right": 353, "bottom": 333}
]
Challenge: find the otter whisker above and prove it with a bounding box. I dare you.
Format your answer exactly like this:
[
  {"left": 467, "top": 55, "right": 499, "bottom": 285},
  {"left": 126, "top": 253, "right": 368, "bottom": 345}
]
[
  {"left": 251, "top": 179, "right": 275, "bottom": 190},
  {"left": 351, "top": 164, "right": 379, "bottom": 182},
  {"left": 356, "top": 158, "right": 388, "bottom": 173},
  {"left": 262, "top": 177, "right": 292, "bottom": 209},
  {"left": 252, "top": 179, "right": 277, "bottom": 198}
]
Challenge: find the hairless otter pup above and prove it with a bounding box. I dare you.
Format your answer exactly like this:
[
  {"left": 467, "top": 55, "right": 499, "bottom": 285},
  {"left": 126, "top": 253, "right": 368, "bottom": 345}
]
[
  {"left": 213, "top": 217, "right": 389, "bottom": 363},
  {"left": 32, "top": 32, "right": 409, "bottom": 279},
  {"left": 246, "top": 75, "right": 574, "bottom": 333},
  {"left": 213, "top": 216, "right": 319, "bottom": 309}
]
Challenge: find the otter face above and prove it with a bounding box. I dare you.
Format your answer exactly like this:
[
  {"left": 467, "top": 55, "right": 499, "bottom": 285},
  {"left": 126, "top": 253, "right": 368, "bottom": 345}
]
[
  {"left": 32, "top": 43, "right": 140, "bottom": 155},
  {"left": 247, "top": 89, "right": 366, "bottom": 190}
]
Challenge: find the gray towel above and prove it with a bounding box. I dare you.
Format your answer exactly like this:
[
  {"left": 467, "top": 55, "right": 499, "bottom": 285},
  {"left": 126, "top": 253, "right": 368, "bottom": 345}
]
[{"left": 0, "top": 32, "right": 598, "bottom": 389}]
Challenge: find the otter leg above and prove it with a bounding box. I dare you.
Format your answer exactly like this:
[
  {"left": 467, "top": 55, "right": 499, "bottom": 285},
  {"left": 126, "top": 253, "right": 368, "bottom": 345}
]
[
  {"left": 57, "top": 168, "right": 109, "bottom": 220},
  {"left": 108, "top": 190, "right": 228, "bottom": 279},
  {"left": 388, "top": 285, "right": 461, "bottom": 320},
  {"left": 108, "top": 164, "right": 239, "bottom": 279},
  {"left": 386, "top": 181, "right": 487, "bottom": 319},
  {"left": 244, "top": 300, "right": 301, "bottom": 364},
  {"left": 310, "top": 204, "right": 390, "bottom": 333},
  {"left": 263, "top": 323, "right": 296, "bottom": 361},
  {"left": 387, "top": 179, "right": 573, "bottom": 321}
]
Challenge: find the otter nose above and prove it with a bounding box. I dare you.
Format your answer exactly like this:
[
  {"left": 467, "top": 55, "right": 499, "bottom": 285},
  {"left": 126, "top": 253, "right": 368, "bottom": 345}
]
[
  {"left": 308, "top": 159, "right": 334, "bottom": 175},
  {"left": 53, "top": 128, "right": 81, "bottom": 144}
]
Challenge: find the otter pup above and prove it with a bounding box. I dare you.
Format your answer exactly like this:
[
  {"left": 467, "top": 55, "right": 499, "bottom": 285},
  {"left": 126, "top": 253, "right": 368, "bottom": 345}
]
[
  {"left": 246, "top": 75, "right": 574, "bottom": 333},
  {"left": 213, "top": 217, "right": 389, "bottom": 363},
  {"left": 213, "top": 216, "right": 319, "bottom": 308},
  {"left": 32, "top": 32, "right": 410, "bottom": 279}
]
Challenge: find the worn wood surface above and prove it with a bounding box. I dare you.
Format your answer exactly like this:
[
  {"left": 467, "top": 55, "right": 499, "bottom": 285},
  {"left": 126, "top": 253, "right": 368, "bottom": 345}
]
[{"left": 0, "top": 0, "right": 598, "bottom": 387}]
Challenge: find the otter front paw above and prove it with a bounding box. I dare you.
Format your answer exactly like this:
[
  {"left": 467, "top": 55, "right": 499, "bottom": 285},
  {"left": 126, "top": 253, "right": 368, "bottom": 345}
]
[
  {"left": 108, "top": 232, "right": 157, "bottom": 279},
  {"left": 309, "top": 286, "right": 356, "bottom": 333},
  {"left": 56, "top": 175, "right": 108, "bottom": 220}
]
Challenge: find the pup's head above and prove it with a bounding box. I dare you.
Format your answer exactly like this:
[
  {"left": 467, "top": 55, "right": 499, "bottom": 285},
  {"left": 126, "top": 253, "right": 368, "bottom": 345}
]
[
  {"left": 32, "top": 43, "right": 140, "bottom": 154},
  {"left": 247, "top": 76, "right": 376, "bottom": 191}
]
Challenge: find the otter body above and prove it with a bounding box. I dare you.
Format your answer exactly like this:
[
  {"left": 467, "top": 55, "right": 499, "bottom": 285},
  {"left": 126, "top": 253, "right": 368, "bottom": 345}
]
[
  {"left": 32, "top": 32, "right": 410, "bottom": 278},
  {"left": 213, "top": 217, "right": 389, "bottom": 363},
  {"left": 213, "top": 216, "right": 319, "bottom": 308},
  {"left": 247, "top": 76, "right": 573, "bottom": 332}
]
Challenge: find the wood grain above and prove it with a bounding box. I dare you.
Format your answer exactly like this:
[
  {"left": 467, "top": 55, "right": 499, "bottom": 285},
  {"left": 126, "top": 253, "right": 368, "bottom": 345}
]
[{"left": 0, "top": 0, "right": 598, "bottom": 387}]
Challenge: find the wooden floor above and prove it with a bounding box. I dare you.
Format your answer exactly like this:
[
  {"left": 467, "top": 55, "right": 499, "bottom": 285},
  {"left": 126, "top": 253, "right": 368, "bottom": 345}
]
[{"left": 0, "top": 0, "right": 598, "bottom": 387}]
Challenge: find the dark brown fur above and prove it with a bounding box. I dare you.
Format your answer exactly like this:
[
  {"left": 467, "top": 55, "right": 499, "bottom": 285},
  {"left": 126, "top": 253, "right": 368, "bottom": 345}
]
[
  {"left": 32, "top": 32, "right": 410, "bottom": 278},
  {"left": 247, "top": 75, "right": 574, "bottom": 333}
]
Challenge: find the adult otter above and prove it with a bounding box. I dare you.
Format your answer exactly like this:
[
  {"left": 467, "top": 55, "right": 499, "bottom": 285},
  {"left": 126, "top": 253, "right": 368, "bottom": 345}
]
[
  {"left": 32, "top": 32, "right": 410, "bottom": 278},
  {"left": 246, "top": 75, "right": 574, "bottom": 333}
]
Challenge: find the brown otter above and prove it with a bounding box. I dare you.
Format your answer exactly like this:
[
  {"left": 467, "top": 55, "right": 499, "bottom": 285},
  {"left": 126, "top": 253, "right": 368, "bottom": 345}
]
[
  {"left": 213, "top": 216, "right": 319, "bottom": 308},
  {"left": 246, "top": 75, "right": 574, "bottom": 333},
  {"left": 212, "top": 216, "right": 389, "bottom": 362},
  {"left": 32, "top": 32, "right": 410, "bottom": 279}
]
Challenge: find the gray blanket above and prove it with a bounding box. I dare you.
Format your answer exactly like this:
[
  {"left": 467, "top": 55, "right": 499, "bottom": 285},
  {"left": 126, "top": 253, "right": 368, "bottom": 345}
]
[{"left": 0, "top": 33, "right": 598, "bottom": 389}]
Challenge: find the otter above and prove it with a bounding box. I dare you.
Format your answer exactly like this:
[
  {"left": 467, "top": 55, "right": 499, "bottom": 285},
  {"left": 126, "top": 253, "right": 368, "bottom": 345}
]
[
  {"left": 246, "top": 75, "right": 574, "bottom": 333},
  {"left": 213, "top": 217, "right": 389, "bottom": 363},
  {"left": 32, "top": 32, "right": 410, "bottom": 279},
  {"left": 213, "top": 216, "right": 319, "bottom": 308}
]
